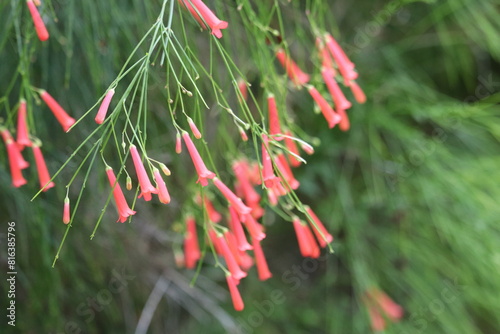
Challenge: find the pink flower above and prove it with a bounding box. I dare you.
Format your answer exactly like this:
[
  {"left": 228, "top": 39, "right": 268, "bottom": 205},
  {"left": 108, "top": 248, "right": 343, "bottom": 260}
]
[
  {"left": 305, "top": 206, "right": 333, "bottom": 248},
  {"left": 226, "top": 274, "right": 244, "bottom": 311},
  {"left": 307, "top": 86, "right": 342, "bottom": 128},
  {"left": 180, "top": 0, "right": 228, "bottom": 38},
  {"left": 175, "top": 132, "right": 182, "bottom": 154},
  {"left": 153, "top": 168, "right": 171, "bottom": 204},
  {"left": 275, "top": 49, "right": 310, "bottom": 85},
  {"left": 4, "top": 138, "right": 27, "bottom": 188},
  {"left": 275, "top": 153, "right": 299, "bottom": 190},
  {"left": 40, "top": 90, "right": 75, "bottom": 132},
  {"left": 105, "top": 167, "right": 136, "bottom": 223},
  {"left": 237, "top": 78, "right": 248, "bottom": 102},
  {"left": 212, "top": 177, "right": 251, "bottom": 217},
  {"left": 182, "top": 131, "right": 216, "bottom": 186},
  {"left": 63, "top": 197, "right": 70, "bottom": 224},
  {"left": 95, "top": 88, "right": 115, "bottom": 124},
  {"left": 267, "top": 94, "right": 283, "bottom": 140},
  {"left": 261, "top": 134, "right": 279, "bottom": 188},
  {"left": 232, "top": 160, "right": 261, "bottom": 205},
  {"left": 203, "top": 196, "right": 222, "bottom": 223},
  {"left": 32, "top": 144, "right": 55, "bottom": 191},
  {"left": 321, "top": 69, "right": 352, "bottom": 111},
  {"left": 349, "top": 80, "right": 367, "bottom": 104},
  {"left": 16, "top": 100, "right": 32, "bottom": 150},
  {"left": 252, "top": 237, "right": 272, "bottom": 281},
  {"left": 229, "top": 206, "right": 253, "bottom": 251},
  {"left": 325, "top": 34, "right": 358, "bottom": 82},
  {"left": 215, "top": 232, "right": 247, "bottom": 281},
  {"left": 368, "top": 289, "right": 404, "bottom": 322},
  {"left": 184, "top": 216, "right": 201, "bottom": 269},
  {"left": 337, "top": 108, "right": 350, "bottom": 132},
  {"left": 1, "top": 129, "right": 29, "bottom": 169},
  {"left": 26, "top": 0, "right": 49, "bottom": 41},
  {"left": 284, "top": 130, "right": 302, "bottom": 167},
  {"left": 242, "top": 214, "right": 266, "bottom": 241},
  {"left": 316, "top": 37, "right": 336, "bottom": 76},
  {"left": 188, "top": 117, "right": 202, "bottom": 139},
  {"left": 292, "top": 218, "right": 320, "bottom": 258},
  {"left": 129, "top": 145, "right": 158, "bottom": 201},
  {"left": 368, "top": 305, "right": 386, "bottom": 331}
]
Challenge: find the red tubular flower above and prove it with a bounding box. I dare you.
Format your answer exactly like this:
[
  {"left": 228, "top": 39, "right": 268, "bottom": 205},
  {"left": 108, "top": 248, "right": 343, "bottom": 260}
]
[
  {"left": 95, "top": 88, "right": 115, "bottom": 124},
  {"left": 212, "top": 177, "right": 252, "bottom": 217},
  {"left": 32, "top": 144, "right": 55, "bottom": 191},
  {"left": 153, "top": 168, "right": 171, "bottom": 204},
  {"left": 261, "top": 134, "right": 278, "bottom": 188},
  {"left": 16, "top": 100, "right": 32, "bottom": 150},
  {"left": 188, "top": 117, "right": 202, "bottom": 139},
  {"left": 267, "top": 187, "right": 279, "bottom": 206},
  {"left": 180, "top": 0, "right": 228, "bottom": 38},
  {"left": 275, "top": 49, "right": 310, "bottom": 85},
  {"left": 368, "top": 289, "right": 404, "bottom": 322},
  {"left": 321, "top": 69, "right": 352, "bottom": 111},
  {"left": 301, "top": 142, "right": 314, "bottom": 155},
  {"left": 201, "top": 196, "right": 222, "bottom": 223},
  {"left": 367, "top": 305, "right": 386, "bottom": 332},
  {"left": 40, "top": 90, "right": 75, "bottom": 132},
  {"left": 284, "top": 130, "right": 301, "bottom": 167},
  {"left": 105, "top": 167, "right": 136, "bottom": 223},
  {"left": 349, "top": 81, "right": 367, "bottom": 104},
  {"left": 305, "top": 206, "right": 333, "bottom": 248},
  {"left": 5, "top": 139, "right": 27, "bottom": 188},
  {"left": 267, "top": 94, "right": 283, "bottom": 140},
  {"left": 175, "top": 132, "right": 182, "bottom": 154},
  {"left": 229, "top": 206, "right": 253, "bottom": 251},
  {"left": 182, "top": 131, "right": 216, "bottom": 186},
  {"left": 275, "top": 153, "right": 299, "bottom": 190},
  {"left": 232, "top": 161, "right": 261, "bottom": 205},
  {"left": 130, "top": 145, "right": 158, "bottom": 201},
  {"left": 225, "top": 231, "right": 253, "bottom": 270},
  {"left": 226, "top": 274, "right": 245, "bottom": 311},
  {"left": 292, "top": 218, "right": 320, "bottom": 258},
  {"left": 1, "top": 129, "right": 29, "bottom": 170},
  {"left": 216, "top": 232, "right": 247, "bottom": 281},
  {"left": 238, "top": 126, "right": 248, "bottom": 142},
  {"left": 237, "top": 78, "right": 248, "bottom": 102},
  {"left": 184, "top": 216, "right": 201, "bottom": 269},
  {"left": 242, "top": 214, "right": 266, "bottom": 241},
  {"left": 26, "top": 0, "right": 49, "bottom": 41},
  {"left": 325, "top": 34, "right": 358, "bottom": 82},
  {"left": 308, "top": 86, "right": 342, "bottom": 129},
  {"left": 63, "top": 197, "right": 70, "bottom": 224},
  {"left": 337, "top": 109, "right": 350, "bottom": 132},
  {"left": 252, "top": 237, "right": 272, "bottom": 281},
  {"left": 316, "top": 38, "right": 336, "bottom": 76}
]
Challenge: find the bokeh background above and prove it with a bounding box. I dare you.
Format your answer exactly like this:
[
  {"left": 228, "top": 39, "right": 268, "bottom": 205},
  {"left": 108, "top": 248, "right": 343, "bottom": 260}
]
[{"left": 1, "top": 0, "right": 500, "bottom": 333}]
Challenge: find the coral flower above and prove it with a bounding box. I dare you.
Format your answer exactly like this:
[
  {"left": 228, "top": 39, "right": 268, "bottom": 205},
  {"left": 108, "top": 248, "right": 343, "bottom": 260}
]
[
  {"left": 180, "top": 0, "right": 228, "bottom": 38},
  {"left": 63, "top": 197, "right": 70, "bottom": 224},
  {"left": 252, "top": 237, "right": 272, "bottom": 281},
  {"left": 267, "top": 94, "right": 283, "bottom": 140},
  {"left": 153, "top": 168, "right": 171, "bottom": 204},
  {"left": 325, "top": 34, "right": 358, "bottom": 82},
  {"left": 275, "top": 153, "right": 299, "bottom": 190},
  {"left": 95, "top": 88, "right": 115, "bottom": 124},
  {"left": 16, "top": 100, "right": 32, "bottom": 150},
  {"left": 203, "top": 197, "right": 222, "bottom": 223},
  {"left": 284, "top": 130, "right": 302, "bottom": 167},
  {"left": 229, "top": 206, "right": 253, "bottom": 251},
  {"left": 5, "top": 139, "right": 27, "bottom": 188},
  {"left": 184, "top": 216, "right": 201, "bottom": 269},
  {"left": 40, "top": 90, "right": 75, "bottom": 132},
  {"left": 212, "top": 177, "right": 252, "bottom": 217},
  {"left": 275, "top": 49, "right": 310, "bottom": 85},
  {"left": 367, "top": 305, "right": 386, "bottom": 331},
  {"left": 129, "top": 145, "right": 158, "bottom": 201},
  {"left": 367, "top": 289, "right": 404, "bottom": 322},
  {"left": 182, "top": 131, "right": 216, "bottom": 186},
  {"left": 316, "top": 37, "right": 336, "bottom": 76},
  {"left": 307, "top": 86, "right": 342, "bottom": 128},
  {"left": 337, "top": 108, "right": 350, "bottom": 131},
  {"left": 305, "top": 206, "right": 333, "bottom": 248},
  {"left": 105, "top": 167, "right": 136, "bottom": 223},
  {"left": 216, "top": 232, "right": 247, "bottom": 281},
  {"left": 32, "top": 144, "right": 55, "bottom": 191},
  {"left": 188, "top": 117, "right": 202, "bottom": 139},
  {"left": 175, "top": 132, "right": 182, "bottom": 154},
  {"left": 226, "top": 274, "right": 244, "bottom": 311},
  {"left": 1, "top": 129, "right": 29, "bottom": 169},
  {"left": 261, "top": 134, "right": 278, "bottom": 188},
  {"left": 242, "top": 214, "right": 266, "bottom": 241},
  {"left": 349, "top": 81, "right": 367, "bottom": 104},
  {"left": 293, "top": 218, "right": 320, "bottom": 258},
  {"left": 26, "top": 0, "right": 49, "bottom": 41},
  {"left": 237, "top": 78, "right": 248, "bottom": 102},
  {"left": 232, "top": 161, "right": 261, "bottom": 205},
  {"left": 321, "top": 69, "right": 352, "bottom": 111}
]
